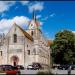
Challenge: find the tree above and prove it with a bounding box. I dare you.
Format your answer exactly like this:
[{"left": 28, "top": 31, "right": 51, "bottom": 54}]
[{"left": 51, "top": 30, "right": 75, "bottom": 65}]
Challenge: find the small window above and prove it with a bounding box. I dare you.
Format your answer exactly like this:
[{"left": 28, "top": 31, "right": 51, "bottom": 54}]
[
  {"left": 13, "top": 34, "right": 17, "bottom": 43},
  {"left": 31, "top": 24, "right": 33, "bottom": 26},
  {"left": 31, "top": 31, "right": 33, "bottom": 36},
  {"left": 27, "top": 45, "right": 28, "bottom": 47},
  {"left": 27, "top": 50, "right": 30, "bottom": 55},
  {"left": 0, "top": 51, "right": 2, "bottom": 56}
]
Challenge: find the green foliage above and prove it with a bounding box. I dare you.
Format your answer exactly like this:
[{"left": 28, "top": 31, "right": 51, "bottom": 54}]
[{"left": 51, "top": 30, "right": 75, "bottom": 64}]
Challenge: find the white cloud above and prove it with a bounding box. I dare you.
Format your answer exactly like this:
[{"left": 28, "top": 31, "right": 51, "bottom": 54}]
[
  {"left": 0, "top": 1, "right": 16, "bottom": 13},
  {"left": 20, "top": 1, "right": 29, "bottom": 5},
  {"left": 36, "top": 15, "right": 41, "bottom": 19},
  {"left": 39, "top": 21, "right": 43, "bottom": 26},
  {"left": 50, "top": 13, "right": 55, "bottom": 17},
  {"left": 28, "top": 2, "right": 44, "bottom": 13},
  {"left": 15, "top": 6, "right": 18, "bottom": 9},
  {"left": 0, "top": 16, "right": 30, "bottom": 34},
  {"left": 42, "top": 16, "right": 48, "bottom": 21},
  {"left": 13, "top": 16, "right": 30, "bottom": 26},
  {"left": 41, "top": 13, "right": 56, "bottom": 21},
  {"left": 1, "top": 13, "right": 6, "bottom": 18}
]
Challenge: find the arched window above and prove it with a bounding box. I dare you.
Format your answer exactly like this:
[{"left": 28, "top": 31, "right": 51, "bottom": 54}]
[
  {"left": 13, "top": 34, "right": 17, "bottom": 43},
  {"left": 27, "top": 45, "right": 28, "bottom": 47},
  {"left": 27, "top": 50, "right": 30, "bottom": 55},
  {"left": 31, "top": 31, "right": 33, "bottom": 36},
  {"left": 0, "top": 51, "right": 2, "bottom": 56}
]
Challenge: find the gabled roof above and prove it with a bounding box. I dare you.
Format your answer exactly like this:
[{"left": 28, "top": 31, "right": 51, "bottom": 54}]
[{"left": 15, "top": 24, "right": 33, "bottom": 41}]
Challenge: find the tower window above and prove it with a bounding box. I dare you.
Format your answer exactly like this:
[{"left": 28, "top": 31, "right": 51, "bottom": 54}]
[
  {"left": 13, "top": 34, "right": 17, "bottom": 43},
  {"left": 31, "top": 31, "right": 33, "bottom": 36},
  {"left": 27, "top": 50, "right": 30, "bottom": 55}
]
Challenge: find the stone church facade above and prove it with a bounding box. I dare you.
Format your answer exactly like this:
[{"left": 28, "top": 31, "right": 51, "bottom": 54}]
[{"left": 0, "top": 13, "right": 51, "bottom": 69}]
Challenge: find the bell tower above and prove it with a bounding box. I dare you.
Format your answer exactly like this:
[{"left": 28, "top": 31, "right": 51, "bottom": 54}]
[
  {"left": 27, "top": 10, "right": 43, "bottom": 63},
  {"left": 28, "top": 10, "right": 40, "bottom": 39}
]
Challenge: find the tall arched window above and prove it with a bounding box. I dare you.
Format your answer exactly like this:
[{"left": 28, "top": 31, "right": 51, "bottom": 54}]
[
  {"left": 13, "top": 34, "right": 17, "bottom": 43},
  {"left": 0, "top": 51, "right": 2, "bottom": 56},
  {"left": 31, "top": 31, "right": 33, "bottom": 36},
  {"left": 27, "top": 50, "right": 30, "bottom": 55}
]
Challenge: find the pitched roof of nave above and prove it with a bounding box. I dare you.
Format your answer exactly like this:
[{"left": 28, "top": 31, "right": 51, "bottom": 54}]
[{"left": 14, "top": 23, "right": 33, "bottom": 41}]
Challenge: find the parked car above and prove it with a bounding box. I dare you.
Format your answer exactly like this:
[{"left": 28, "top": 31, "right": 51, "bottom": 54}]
[
  {"left": 16, "top": 65, "right": 24, "bottom": 70},
  {"left": 62, "top": 65, "right": 70, "bottom": 70},
  {"left": 70, "top": 65, "right": 75, "bottom": 70},
  {"left": 52, "top": 64, "right": 60, "bottom": 69},
  {"left": 62, "top": 64, "right": 75, "bottom": 70},
  {"left": 32, "top": 63, "right": 42, "bottom": 70},
  {"left": 27, "top": 63, "right": 42, "bottom": 70},
  {"left": 54, "top": 64, "right": 75, "bottom": 70},
  {"left": 27, "top": 65, "right": 34, "bottom": 70},
  {"left": 0, "top": 65, "right": 20, "bottom": 75},
  {"left": 52, "top": 64, "right": 69, "bottom": 70},
  {"left": 57, "top": 65, "right": 64, "bottom": 70}
]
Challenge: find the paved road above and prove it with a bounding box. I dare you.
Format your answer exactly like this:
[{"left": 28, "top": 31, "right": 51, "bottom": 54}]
[
  {"left": 20, "top": 70, "right": 38, "bottom": 74},
  {"left": 20, "top": 69, "right": 49, "bottom": 74},
  {"left": 0, "top": 70, "right": 39, "bottom": 75},
  {"left": 51, "top": 69, "right": 75, "bottom": 74}
]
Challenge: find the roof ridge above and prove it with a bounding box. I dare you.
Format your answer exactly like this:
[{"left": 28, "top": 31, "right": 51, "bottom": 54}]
[{"left": 15, "top": 24, "right": 33, "bottom": 41}]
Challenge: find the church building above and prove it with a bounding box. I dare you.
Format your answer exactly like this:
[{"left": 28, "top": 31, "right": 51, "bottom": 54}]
[{"left": 0, "top": 12, "right": 51, "bottom": 69}]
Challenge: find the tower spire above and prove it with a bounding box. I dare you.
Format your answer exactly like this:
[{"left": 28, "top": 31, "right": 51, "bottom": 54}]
[{"left": 32, "top": 9, "right": 36, "bottom": 21}]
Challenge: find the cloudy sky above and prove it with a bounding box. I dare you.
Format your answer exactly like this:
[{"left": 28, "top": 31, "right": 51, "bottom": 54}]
[{"left": 0, "top": 1, "right": 75, "bottom": 39}]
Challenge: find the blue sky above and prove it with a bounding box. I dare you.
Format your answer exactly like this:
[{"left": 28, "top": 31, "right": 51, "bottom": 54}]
[{"left": 0, "top": 1, "right": 75, "bottom": 40}]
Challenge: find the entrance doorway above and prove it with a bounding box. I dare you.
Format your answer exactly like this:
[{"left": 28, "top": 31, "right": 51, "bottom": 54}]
[{"left": 10, "top": 56, "right": 19, "bottom": 66}]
